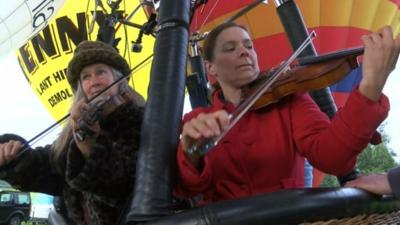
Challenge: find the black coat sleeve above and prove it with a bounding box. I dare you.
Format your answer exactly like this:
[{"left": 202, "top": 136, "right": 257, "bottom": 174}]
[{"left": 0, "top": 143, "right": 66, "bottom": 196}]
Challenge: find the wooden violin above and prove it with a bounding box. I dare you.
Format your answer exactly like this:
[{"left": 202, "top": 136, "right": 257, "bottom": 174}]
[
  {"left": 75, "top": 91, "right": 136, "bottom": 141},
  {"left": 245, "top": 47, "right": 363, "bottom": 110}
]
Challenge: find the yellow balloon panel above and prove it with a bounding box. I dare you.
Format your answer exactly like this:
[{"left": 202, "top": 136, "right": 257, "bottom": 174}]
[{"left": 16, "top": 0, "right": 154, "bottom": 121}]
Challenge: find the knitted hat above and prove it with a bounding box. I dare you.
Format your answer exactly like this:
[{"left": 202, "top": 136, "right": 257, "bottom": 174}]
[{"left": 67, "top": 41, "right": 131, "bottom": 91}]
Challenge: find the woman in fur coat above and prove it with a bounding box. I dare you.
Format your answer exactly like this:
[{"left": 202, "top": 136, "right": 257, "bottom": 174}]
[{"left": 0, "top": 40, "right": 145, "bottom": 225}]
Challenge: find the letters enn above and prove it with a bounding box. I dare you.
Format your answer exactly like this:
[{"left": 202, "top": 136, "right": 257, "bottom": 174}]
[{"left": 18, "top": 11, "right": 109, "bottom": 76}]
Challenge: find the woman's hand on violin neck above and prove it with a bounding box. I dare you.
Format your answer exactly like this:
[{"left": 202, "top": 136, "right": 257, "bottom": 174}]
[
  {"left": 181, "top": 110, "right": 229, "bottom": 161},
  {"left": 72, "top": 122, "right": 100, "bottom": 159},
  {"left": 71, "top": 98, "right": 101, "bottom": 159},
  {"left": 359, "top": 26, "right": 400, "bottom": 102},
  {"left": 0, "top": 140, "right": 23, "bottom": 166},
  {"left": 70, "top": 98, "right": 89, "bottom": 122},
  {"left": 73, "top": 134, "right": 97, "bottom": 159},
  {"left": 72, "top": 121, "right": 101, "bottom": 159}
]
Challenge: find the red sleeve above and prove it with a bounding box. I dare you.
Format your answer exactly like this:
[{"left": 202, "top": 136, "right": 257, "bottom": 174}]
[
  {"left": 292, "top": 89, "right": 389, "bottom": 176},
  {"left": 175, "top": 144, "right": 212, "bottom": 198}
]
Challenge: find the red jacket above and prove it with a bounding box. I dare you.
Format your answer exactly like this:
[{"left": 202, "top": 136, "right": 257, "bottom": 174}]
[{"left": 175, "top": 89, "right": 389, "bottom": 204}]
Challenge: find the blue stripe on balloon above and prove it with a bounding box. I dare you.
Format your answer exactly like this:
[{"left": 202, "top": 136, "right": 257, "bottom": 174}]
[{"left": 330, "top": 66, "right": 362, "bottom": 93}]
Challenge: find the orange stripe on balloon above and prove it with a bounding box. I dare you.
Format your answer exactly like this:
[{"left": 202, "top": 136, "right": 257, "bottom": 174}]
[
  {"left": 199, "top": 3, "right": 284, "bottom": 37},
  {"left": 252, "top": 34, "right": 292, "bottom": 71},
  {"left": 297, "top": 0, "right": 399, "bottom": 31},
  {"left": 295, "top": 0, "right": 320, "bottom": 29},
  {"left": 315, "top": 0, "right": 353, "bottom": 27},
  {"left": 191, "top": 0, "right": 255, "bottom": 31},
  {"left": 250, "top": 27, "right": 367, "bottom": 71},
  {"left": 198, "top": 0, "right": 399, "bottom": 36},
  {"left": 236, "top": 4, "right": 283, "bottom": 39},
  {"left": 312, "top": 169, "right": 325, "bottom": 187}
]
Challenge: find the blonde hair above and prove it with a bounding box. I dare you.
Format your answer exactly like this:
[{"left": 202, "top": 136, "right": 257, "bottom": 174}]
[{"left": 52, "top": 66, "right": 144, "bottom": 166}]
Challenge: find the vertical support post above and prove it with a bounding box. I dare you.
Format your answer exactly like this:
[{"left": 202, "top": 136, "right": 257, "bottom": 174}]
[
  {"left": 125, "top": 0, "right": 190, "bottom": 223},
  {"left": 187, "top": 39, "right": 209, "bottom": 108}
]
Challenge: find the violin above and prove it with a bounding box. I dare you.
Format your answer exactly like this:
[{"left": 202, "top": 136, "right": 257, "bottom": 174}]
[
  {"left": 245, "top": 47, "right": 363, "bottom": 110},
  {"left": 75, "top": 91, "right": 136, "bottom": 141},
  {"left": 187, "top": 46, "right": 364, "bottom": 156}
]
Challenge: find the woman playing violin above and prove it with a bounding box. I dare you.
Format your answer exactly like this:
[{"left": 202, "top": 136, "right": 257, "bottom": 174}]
[
  {"left": 175, "top": 22, "right": 400, "bottom": 204},
  {"left": 0, "top": 41, "right": 145, "bottom": 225}
]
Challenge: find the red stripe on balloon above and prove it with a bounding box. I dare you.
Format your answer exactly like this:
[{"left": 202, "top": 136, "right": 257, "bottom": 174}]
[
  {"left": 309, "top": 27, "right": 370, "bottom": 54},
  {"left": 389, "top": 0, "right": 400, "bottom": 7},
  {"left": 331, "top": 92, "right": 351, "bottom": 108},
  {"left": 191, "top": 0, "right": 254, "bottom": 30},
  {"left": 253, "top": 34, "right": 292, "bottom": 71}
]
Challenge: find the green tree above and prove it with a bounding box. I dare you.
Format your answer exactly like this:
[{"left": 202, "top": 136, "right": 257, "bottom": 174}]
[
  {"left": 357, "top": 142, "right": 397, "bottom": 174},
  {"left": 321, "top": 126, "right": 398, "bottom": 187}
]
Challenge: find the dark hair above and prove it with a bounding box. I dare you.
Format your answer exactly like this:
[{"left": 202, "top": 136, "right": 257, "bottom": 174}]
[{"left": 202, "top": 22, "right": 248, "bottom": 61}]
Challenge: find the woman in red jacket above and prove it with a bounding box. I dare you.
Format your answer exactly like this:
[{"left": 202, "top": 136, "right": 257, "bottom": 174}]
[{"left": 175, "top": 21, "right": 400, "bottom": 204}]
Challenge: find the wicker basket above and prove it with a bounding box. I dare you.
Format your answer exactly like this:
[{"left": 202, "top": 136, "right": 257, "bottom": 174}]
[{"left": 300, "top": 211, "right": 400, "bottom": 225}]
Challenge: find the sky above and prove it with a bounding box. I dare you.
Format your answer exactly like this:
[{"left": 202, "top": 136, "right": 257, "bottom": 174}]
[{"left": 0, "top": 52, "right": 399, "bottom": 159}]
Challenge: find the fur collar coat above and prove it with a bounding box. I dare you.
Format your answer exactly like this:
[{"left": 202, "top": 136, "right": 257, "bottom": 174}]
[{"left": 0, "top": 102, "right": 143, "bottom": 225}]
